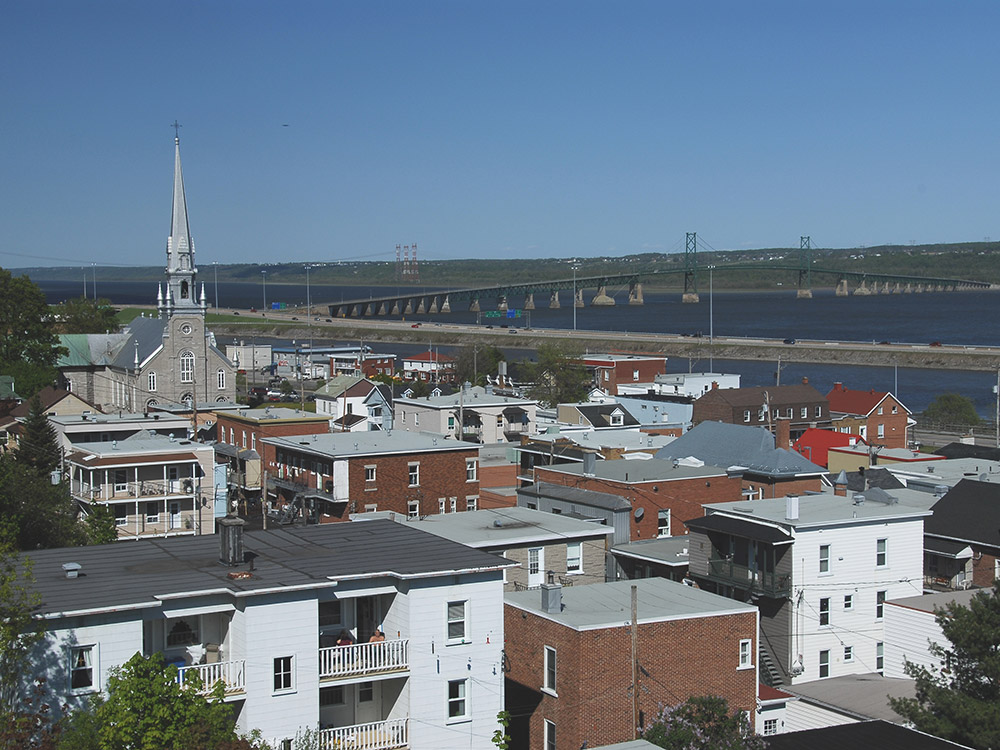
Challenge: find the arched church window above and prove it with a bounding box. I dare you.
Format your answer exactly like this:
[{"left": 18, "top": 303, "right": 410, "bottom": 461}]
[
  {"left": 180, "top": 351, "right": 194, "bottom": 383},
  {"left": 217, "top": 369, "right": 226, "bottom": 390},
  {"left": 181, "top": 281, "right": 189, "bottom": 299}
]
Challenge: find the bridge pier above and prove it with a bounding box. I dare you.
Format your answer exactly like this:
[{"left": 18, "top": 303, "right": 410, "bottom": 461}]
[
  {"left": 351, "top": 304, "right": 362, "bottom": 316},
  {"left": 628, "top": 282, "right": 644, "bottom": 305},
  {"left": 854, "top": 281, "right": 873, "bottom": 295},
  {"left": 549, "top": 290, "right": 560, "bottom": 309},
  {"left": 903, "top": 284, "right": 912, "bottom": 293},
  {"left": 915, "top": 285, "right": 925, "bottom": 293},
  {"left": 498, "top": 295, "right": 508, "bottom": 313},
  {"left": 441, "top": 295, "right": 451, "bottom": 313},
  {"left": 575, "top": 289, "right": 585, "bottom": 308},
  {"left": 391, "top": 300, "right": 401, "bottom": 315},
  {"left": 364, "top": 302, "right": 375, "bottom": 316},
  {"left": 404, "top": 299, "right": 414, "bottom": 314},
  {"left": 592, "top": 285, "right": 615, "bottom": 306},
  {"left": 524, "top": 293, "right": 535, "bottom": 310},
  {"left": 416, "top": 298, "right": 427, "bottom": 314},
  {"left": 682, "top": 292, "right": 700, "bottom": 303},
  {"left": 880, "top": 282, "right": 892, "bottom": 294},
  {"left": 835, "top": 279, "right": 849, "bottom": 296},
  {"left": 469, "top": 298, "right": 480, "bottom": 312},
  {"left": 377, "top": 302, "right": 388, "bottom": 315},
  {"left": 428, "top": 296, "right": 440, "bottom": 314},
  {"left": 796, "top": 289, "right": 813, "bottom": 299}
]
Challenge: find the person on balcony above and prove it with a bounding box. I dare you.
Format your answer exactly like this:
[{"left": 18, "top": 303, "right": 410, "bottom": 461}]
[
  {"left": 368, "top": 628, "right": 385, "bottom": 643},
  {"left": 336, "top": 630, "right": 354, "bottom": 648}
]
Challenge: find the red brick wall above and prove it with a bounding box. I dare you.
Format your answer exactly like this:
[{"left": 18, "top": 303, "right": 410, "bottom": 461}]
[
  {"left": 481, "top": 463, "right": 517, "bottom": 489},
  {"left": 217, "top": 414, "right": 330, "bottom": 472},
  {"left": 504, "top": 603, "right": 757, "bottom": 750},
  {"left": 742, "top": 475, "right": 822, "bottom": 500},
  {"left": 970, "top": 549, "right": 999, "bottom": 587},
  {"left": 533, "top": 468, "right": 743, "bottom": 540}
]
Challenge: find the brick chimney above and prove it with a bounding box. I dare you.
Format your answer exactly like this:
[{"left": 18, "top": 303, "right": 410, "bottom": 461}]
[
  {"left": 832, "top": 382, "right": 844, "bottom": 392},
  {"left": 801, "top": 376, "right": 809, "bottom": 385},
  {"left": 776, "top": 418, "right": 791, "bottom": 450}
]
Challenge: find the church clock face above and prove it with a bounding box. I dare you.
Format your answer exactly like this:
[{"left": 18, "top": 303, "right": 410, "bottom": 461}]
[{"left": 180, "top": 323, "right": 193, "bottom": 336}]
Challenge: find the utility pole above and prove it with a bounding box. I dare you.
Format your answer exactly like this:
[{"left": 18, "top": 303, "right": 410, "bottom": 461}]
[{"left": 631, "top": 584, "right": 639, "bottom": 739}]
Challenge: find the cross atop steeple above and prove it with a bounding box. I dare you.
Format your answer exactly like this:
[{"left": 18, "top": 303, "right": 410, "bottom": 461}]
[{"left": 171, "top": 120, "right": 182, "bottom": 144}]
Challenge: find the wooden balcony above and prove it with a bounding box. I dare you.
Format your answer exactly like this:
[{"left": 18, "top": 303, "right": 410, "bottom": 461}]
[
  {"left": 177, "top": 659, "right": 246, "bottom": 696},
  {"left": 707, "top": 559, "right": 791, "bottom": 598},
  {"left": 319, "top": 639, "right": 408, "bottom": 681},
  {"left": 319, "top": 718, "right": 408, "bottom": 750}
]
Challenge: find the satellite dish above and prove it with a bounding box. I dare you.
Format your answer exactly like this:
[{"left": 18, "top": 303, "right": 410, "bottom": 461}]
[{"left": 634, "top": 507, "right": 645, "bottom": 522}]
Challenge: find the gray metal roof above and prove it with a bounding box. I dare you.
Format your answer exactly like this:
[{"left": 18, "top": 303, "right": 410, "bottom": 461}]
[
  {"left": 520, "top": 482, "right": 631, "bottom": 511},
  {"left": 655, "top": 421, "right": 827, "bottom": 477},
  {"left": 404, "top": 507, "right": 612, "bottom": 549},
  {"left": 262, "top": 430, "right": 479, "bottom": 458},
  {"left": 786, "top": 674, "right": 915, "bottom": 723},
  {"left": 538, "top": 456, "right": 729, "bottom": 483},
  {"left": 114, "top": 315, "right": 167, "bottom": 368},
  {"left": 49, "top": 412, "right": 190, "bottom": 429},
  {"left": 612, "top": 536, "right": 691, "bottom": 566},
  {"left": 887, "top": 588, "right": 980, "bottom": 614},
  {"left": 24, "top": 520, "right": 510, "bottom": 618},
  {"left": 504, "top": 577, "right": 755, "bottom": 630},
  {"left": 395, "top": 385, "right": 537, "bottom": 409}
]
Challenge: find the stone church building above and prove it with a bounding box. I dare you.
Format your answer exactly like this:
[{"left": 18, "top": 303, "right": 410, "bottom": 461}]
[{"left": 59, "top": 136, "right": 236, "bottom": 411}]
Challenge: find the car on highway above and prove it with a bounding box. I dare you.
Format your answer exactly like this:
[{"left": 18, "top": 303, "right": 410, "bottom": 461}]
[
  {"left": 411, "top": 323, "right": 420, "bottom": 328},
  {"left": 930, "top": 341, "right": 942, "bottom": 347},
  {"left": 783, "top": 338, "right": 796, "bottom": 344}
]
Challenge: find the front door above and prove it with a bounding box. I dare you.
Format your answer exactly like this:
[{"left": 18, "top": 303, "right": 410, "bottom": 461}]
[
  {"left": 168, "top": 501, "right": 181, "bottom": 529},
  {"left": 528, "top": 547, "right": 544, "bottom": 588},
  {"left": 355, "top": 681, "right": 380, "bottom": 725},
  {"left": 356, "top": 597, "right": 380, "bottom": 642}
]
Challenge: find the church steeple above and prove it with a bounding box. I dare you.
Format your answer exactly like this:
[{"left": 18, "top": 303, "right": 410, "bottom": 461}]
[{"left": 164, "top": 123, "right": 199, "bottom": 313}]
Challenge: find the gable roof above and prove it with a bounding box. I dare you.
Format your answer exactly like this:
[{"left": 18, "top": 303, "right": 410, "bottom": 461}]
[
  {"left": 574, "top": 403, "right": 639, "bottom": 428},
  {"left": 827, "top": 383, "right": 909, "bottom": 417},
  {"left": 655, "top": 421, "right": 826, "bottom": 477},
  {"left": 765, "top": 720, "right": 972, "bottom": 750},
  {"left": 933, "top": 442, "right": 1000, "bottom": 461},
  {"left": 7, "top": 387, "right": 98, "bottom": 418},
  {"left": 314, "top": 374, "right": 369, "bottom": 399},
  {"left": 695, "top": 383, "right": 825, "bottom": 407},
  {"left": 0, "top": 376, "right": 21, "bottom": 402},
  {"left": 927, "top": 478, "right": 1000, "bottom": 550}
]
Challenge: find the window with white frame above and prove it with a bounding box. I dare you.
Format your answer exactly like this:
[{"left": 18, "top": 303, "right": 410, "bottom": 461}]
[
  {"left": 466, "top": 458, "right": 478, "bottom": 482},
  {"left": 113, "top": 505, "right": 127, "bottom": 527},
  {"left": 877, "top": 405, "right": 883, "bottom": 415},
  {"left": 70, "top": 645, "right": 96, "bottom": 691},
  {"left": 148, "top": 372, "right": 157, "bottom": 392},
  {"left": 365, "top": 465, "right": 376, "bottom": 483},
  {"left": 819, "top": 544, "right": 830, "bottom": 574},
  {"left": 844, "top": 645, "right": 854, "bottom": 662},
  {"left": 819, "top": 597, "right": 830, "bottom": 626},
  {"left": 743, "top": 410, "right": 751, "bottom": 422},
  {"left": 447, "top": 601, "right": 467, "bottom": 641},
  {"left": 448, "top": 678, "right": 469, "bottom": 720},
  {"left": 273, "top": 655, "right": 294, "bottom": 693},
  {"left": 408, "top": 463, "right": 419, "bottom": 486},
  {"left": 738, "top": 638, "right": 753, "bottom": 669},
  {"left": 876, "top": 642, "right": 884, "bottom": 672},
  {"left": 114, "top": 469, "right": 128, "bottom": 494},
  {"left": 876, "top": 590, "right": 886, "bottom": 619},
  {"left": 815, "top": 405, "right": 822, "bottom": 417},
  {"left": 763, "top": 718, "right": 778, "bottom": 736},
  {"left": 877, "top": 423, "right": 885, "bottom": 438},
  {"left": 408, "top": 500, "right": 420, "bottom": 519},
  {"left": 145, "top": 502, "right": 158, "bottom": 524},
  {"left": 241, "top": 431, "right": 247, "bottom": 449},
  {"left": 844, "top": 594, "right": 854, "bottom": 611},
  {"left": 800, "top": 406, "right": 808, "bottom": 419},
  {"left": 179, "top": 350, "right": 194, "bottom": 383},
  {"left": 566, "top": 542, "right": 582, "bottom": 573},
  {"left": 438, "top": 497, "right": 446, "bottom": 514},
  {"left": 544, "top": 720, "right": 556, "bottom": 750},
  {"left": 413, "top": 413, "right": 419, "bottom": 426},
  {"left": 657, "top": 509, "right": 670, "bottom": 538},
  {"left": 450, "top": 497, "right": 457, "bottom": 513},
  {"left": 466, "top": 496, "right": 478, "bottom": 512},
  {"left": 529, "top": 548, "right": 541, "bottom": 578},
  {"left": 819, "top": 649, "right": 830, "bottom": 678},
  {"left": 544, "top": 646, "right": 557, "bottom": 693},
  {"left": 217, "top": 369, "right": 226, "bottom": 390},
  {"left": 632, "top": 369, "right": 640, "bottom": 381},
  {"left": 876, "top": 538, "right": 887, "bottom": 567}
]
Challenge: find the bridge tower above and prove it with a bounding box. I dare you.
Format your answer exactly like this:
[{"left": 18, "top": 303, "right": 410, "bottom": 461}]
[
  {"left": 797, "top": 235, "right": 813, "bottom": 299},
  {"left": 683, "top": 232, "right": 699, "bottom": 303}
]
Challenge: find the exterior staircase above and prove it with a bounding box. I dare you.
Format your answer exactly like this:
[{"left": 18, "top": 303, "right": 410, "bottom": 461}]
[{"left": 758, "top": 640, "right": 784, "bottom": 687}]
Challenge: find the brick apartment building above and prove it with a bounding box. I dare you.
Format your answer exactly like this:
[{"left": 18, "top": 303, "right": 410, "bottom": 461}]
[
  {"left": 692, "top": 381, "right": 830, "bottom": 443},
  {"left": 580, "top": 354, "right": 667, "bottom": 394},
  {"left": 533, "top": 456, "right": 743, "bottom": 541},
  {"left": 262, "top": 432, "right": 481, "bottom": 522},
  {"left": 826, "top": 382, "right": 911, "bottom": 449},
  {"left": 504, "top": 578, "right": 758, "bottom": 750}
]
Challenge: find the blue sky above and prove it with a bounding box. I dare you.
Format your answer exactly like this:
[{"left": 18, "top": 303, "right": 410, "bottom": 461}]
[{"left": 3, "top": 1, "right": 999, "bottom": 268}]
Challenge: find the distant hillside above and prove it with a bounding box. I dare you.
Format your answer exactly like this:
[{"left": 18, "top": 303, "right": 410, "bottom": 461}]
[{"left": 11, "top": 240, "right": 1000, "bottom": 290}]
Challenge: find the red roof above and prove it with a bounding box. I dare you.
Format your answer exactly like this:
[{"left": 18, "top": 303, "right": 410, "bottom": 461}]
[
  {"left": 758, "top": 684, "right": 793, "bottom": 702},
  {"left": 826, "top": 382, "right": 903, "bottom": 417},
  {"left": 793, "top": 428, "right": 865, "bottom": 468}
]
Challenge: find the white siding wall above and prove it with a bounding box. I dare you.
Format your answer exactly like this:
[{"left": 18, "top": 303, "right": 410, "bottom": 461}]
[
  {"left": 884, "top": 602, "right": 946, "bottom": 679},
  {"left": 241, "top": 593, "right": 320, "bottom": 743},
  {"left": 405, "top": 574, "right": 505, "bottom": 750},
  {"left": 789, "top": 517, "right": 924, "bottom": 684},
  {"left": 784, "top": 700, "right": 858, "bottom": 733}
]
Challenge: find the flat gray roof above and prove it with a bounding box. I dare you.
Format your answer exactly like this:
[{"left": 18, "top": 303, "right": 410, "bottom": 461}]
[
  {"left": 887, "top": 588, "right": 980, "bottom": 614},
  {"left": 395, "top": 386, "right": 536, "bottom": 409},
  {"left": 612, "top": 536, "right": 692, "bottom": 566},
  {"left": 70, "top": 433, "right": 211, "bottom": 458},
  {"left": 787, "top": 674, "right": 915, "bottom": 723},
  {"left": 520, "top": 482, "right": 631, "bottom": 512},
  {"left": 25, "top": 520, "right": 512, "bottom": 618},
  {"left": 504, "top": 577, "right": 754, "bottom": 630},
  {"left": 404, "top": 507, "right": 612, "bottom": 548},
  {"left": 526, "top": 429, "right": 675, "bottom": 452},
  {"left": 223, "top": 407, "right": 329, "bottom": 423},
  {"left": 702, "top": 487, "right": 934, "bottom": 530},
  {"left": 539, "top": 456, "right": 729, "bottom": 483},
  {"left": 263, "top": 431, "right": 479, "bottom": 458},
  {"left": 50, "top": 412, "right": 189, "bottom": 427},
  {"left": 889, "top": 457, "right": 1000, "bottom": 488}
]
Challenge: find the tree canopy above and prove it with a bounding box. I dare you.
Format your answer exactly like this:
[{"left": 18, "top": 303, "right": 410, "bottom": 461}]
[
  {"left": 54, "top": 297, "right": 119, "bottom": 335},
  {"left": 0, "top": 268, "right": 64, "bottom": 399},
  {"left": 15, "top": 397, "right": 61, "bottom": 476},
  {"left": 524, "top": 343, "right": 591, "bottom": 407},
  {"left": 454, "top": 345, "right": 505, "bottom": 387},
  {"left": 889, "top": 582, "right": 1000, "bottom": 749},
  {"left": 642, "top": 695, "right": 765, "bottom": 750},
  {"left": 922, "top": 393, "right": 981, "bottom": 427}
]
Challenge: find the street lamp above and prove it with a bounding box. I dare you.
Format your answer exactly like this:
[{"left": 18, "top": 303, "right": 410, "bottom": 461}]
[
  {"left": 709, "top": 265, "right": 715, "bottom": 373},
  {"left": 213, "top": 261, "right": 219, "bottom": 312},
  {"left": 572, "top": 265, "right": 580, "bottom": 332},
  {"left": 261, "top": 271, "right": 267, "bottom": 312}
]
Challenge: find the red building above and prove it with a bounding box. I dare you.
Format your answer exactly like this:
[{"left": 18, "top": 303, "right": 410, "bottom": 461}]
[
  {"left": 692, "top": 381, "right": 830, "bottom": 442},
  {"left": 401, "top": 351, "right": 457, "bottom": 383},
  {"left": 580, "top": 354, "right": 667, "bottom": 394},
  {"left": 262, "top": 431, "right": 481, "bottom": 522},
  {"left": 826, "top": 382, "right": 911, "bottom": 449},
  {"left": 215, "top": 407, "right": 330, "bottom": 474},
  {"left": 504, "top": 578, "right": 759, "bottom": 749},
  {"left": 793, "top": 428, "right": 866, "bottom": 468}
]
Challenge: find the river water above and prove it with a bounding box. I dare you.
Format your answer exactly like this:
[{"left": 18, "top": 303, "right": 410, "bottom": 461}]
[{"left": 37, "top": 278, "right": 1000, "bottom": 418}]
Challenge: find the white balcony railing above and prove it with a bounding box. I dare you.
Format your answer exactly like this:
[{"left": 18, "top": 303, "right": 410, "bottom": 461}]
[
  {"left": 319, "top": 639, "right": 408, "bottom": 680},
  {"left": 178, "top": 659, "right": 246, "bottom": 696},
  {"left": 319, "top": 718, "right": 408, "bottom": 750}
]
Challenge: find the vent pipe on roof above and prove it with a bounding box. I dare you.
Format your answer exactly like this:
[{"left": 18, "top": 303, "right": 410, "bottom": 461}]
[
  {"left": 62, "top": 562, "right": 82, "bottom": 579},
  {"left": 541, "top": 573, "right": 562, "bottom": 614},
  {"left": 218, "top": 515, "right": 246, "bottom": 566},
  {"left": 583, "top": 453, "right": 596, "bottom": 477},
  {"left": 785, "top": 495, "right": 799, "bottom": 521}
]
